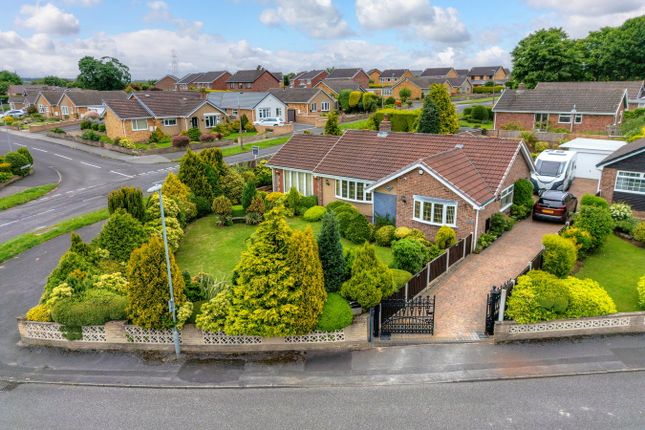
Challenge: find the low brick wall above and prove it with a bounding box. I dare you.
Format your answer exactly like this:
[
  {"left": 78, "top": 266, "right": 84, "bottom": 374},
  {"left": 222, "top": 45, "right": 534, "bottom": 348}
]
[
  {"left": 17, "top": 315, "right": 369, "bottom": 353},
  {"left": 494, "top": 312, "right": 645, "bottom": 343},
  {"left": 294, "top": 116, "right": 327, "bottom": 127},
  {"left": 254, "top": 123, "right": 294, "bottom": 135},
  {"left": 28, "top": 119, "right": 80, "bottom": 133}
]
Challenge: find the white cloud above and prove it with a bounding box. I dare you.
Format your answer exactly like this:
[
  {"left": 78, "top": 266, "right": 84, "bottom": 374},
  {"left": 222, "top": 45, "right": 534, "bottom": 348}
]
[
  {"left": 470, "top": 46, "right": 510, "bottom": 66},
  {"left": 526, "top": 0, "right": 642, "bottom": 16},
  {"left": 356, "top": 0, "right": 470, "bottom": 43},
  {"left": 144, "top": 1, "right": 203, "bottom": 35},
  {"left": 259, "top": 0, "right": 352, "bottom": 39},
  {"left": 16, "top": 3, "right": 80, "bottom": 35},
  {"left": 62, "top": 0, "right": 102, "bottom": 6}
]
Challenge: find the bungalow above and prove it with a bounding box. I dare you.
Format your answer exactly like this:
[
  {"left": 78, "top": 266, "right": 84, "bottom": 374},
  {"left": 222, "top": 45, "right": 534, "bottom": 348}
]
[
  {"left": 379, "top": 69, "right": 413, "bottom": 85},
  {"left": 291, "top": 70, "right": 328, "bottom": 89},
  {"left": 269, "top": 88, "right": 336, "bottom": 122},
  {"left": 8, "top": 91, "right": 39, "bottom": 110},
  {"left": 493, "top": 86, "right": 628, "bottom": 134},
  {"left": 174, "top": 71, "right": 231, "bottom": 91},
  {"left": 535, "top": 81, "right": 645, "bottom": 110},
  {"left": 421, "top": 67, "right": 458, "bottom": 78},
  {"left": 267, "top": 123, "right": 534, "bottom": 247},
  {"left": 208, "top": 91, "right": 286, "bottom": 123},
  {"left": 226, "top": 69, "right": 281, "bottom": 92},
  {"left": 103, "top": 91, "right": 226, "bottom": 142},
  {"left": 58, "top": 90, "right": 128, "bottom": 118},
  {"left": 367, "top": 68, "right": 381, "bottom": 83},
  {"left": 315, "top": 79, "right": 365, "bottom": 98},
  {"left": 468, "top": 66, "right": 509, "bottom": 86},
  {"left": 326, "top": 68, "right": 370, "bottom": 88},
  {"left": 391, "top": 76, "right": 471, "bottom": 100},
  {"left": 597, "top": 137, "right": 645, "bottom": 218},
  {"left": 154, "top": 74, "right": 178, "bottom": 91},
  {"left": 34, "top": 90, "right": 67, "bottom": 118}
]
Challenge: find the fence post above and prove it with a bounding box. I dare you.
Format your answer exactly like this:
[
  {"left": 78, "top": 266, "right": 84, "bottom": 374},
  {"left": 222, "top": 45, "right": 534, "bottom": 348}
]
[
  {"left": 462, "top": 237, "right": 466, "bottom": 259},
  {"left": 404, "top": 282, "right": 409, "bottom": 301},
  {"left": 446, "top": 247, "right": 450, "bottom": 271},
  {"left": 426, "top": 263, "right": 430, "bottom": 286},
  {"left": 378, "top": 303, "right": 382, "bottom": 337}
]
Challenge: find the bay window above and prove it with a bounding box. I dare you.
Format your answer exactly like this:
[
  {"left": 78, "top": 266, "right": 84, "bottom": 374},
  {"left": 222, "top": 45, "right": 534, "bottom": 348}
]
[
  {"left": 413, "top": 196, "right": 457, "bottom": 227},
  {"left": 615, "top": 171, "right": 645, "bottom": 194},
  {"left": 335, "top": 179, "right": 372, "bottom": 202},
  {"left": 283, "top": 169, "right": 313, "bottom": 196}
]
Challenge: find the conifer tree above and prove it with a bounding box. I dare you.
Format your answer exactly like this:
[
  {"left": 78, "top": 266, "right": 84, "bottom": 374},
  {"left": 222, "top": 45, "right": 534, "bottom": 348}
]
[
  {"left": 428, "top": 84, "right": 459, "bottom": 134},
  {"left": 341, "top": 243, "right": 394, "bottom": 309},
  {"left": 416, "top": 96, "right": 440, "bottom": 134},
  {"left": 317, "top": 211, "right": 346, "bottom": 292},
  {"left": 178, "top": 149, "right": 215, "bottom": 215},
  {"left": 324, "top": 110, "right": 342, "bottom": 136},
  {"left": 97, "top": 209, "right": 149, "bottom": 262},
  {"left": 107, "top": 186, "right": 145, "bottom": 221},
  {"left": 241, "top": 180, "right": 257, "bottom": 210},
  {"left": 162, "top": 172, "right": 197, "bottom": 221}
]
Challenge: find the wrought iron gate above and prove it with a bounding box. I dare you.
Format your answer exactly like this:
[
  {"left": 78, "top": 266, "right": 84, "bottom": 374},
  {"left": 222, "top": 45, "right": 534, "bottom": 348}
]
[
  {"left": 376, "top": 296, "right": 435, "bottom": 336},
  {"left": 484, "top": 286, "right": 501, "bottom": 335}
]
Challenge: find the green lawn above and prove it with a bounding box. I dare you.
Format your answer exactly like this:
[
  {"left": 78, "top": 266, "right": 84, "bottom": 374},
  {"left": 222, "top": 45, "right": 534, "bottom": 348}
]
[
  {"left": 574, "top": 235, "right": 645, "bottom": 312},
  {"left": 176, "top": 215, "right": 393, "bottom": 280},
  {"left": 222, "top": 131, "right": 258, "bottom": 141},
  {"left": 454, "top": 97, "right": 495, "bottom": 104},
  {"left": 220, "top": 136, "right": 290, "bottom": 157},
  {"left": 339, "top": 119, "right": 371, "bottom": 130},
  {"left": 0, "top": 183, "right": 57, "bottom": 211},
  {"left": 459, "top": 117, "right": 493, "bottom": 130}
]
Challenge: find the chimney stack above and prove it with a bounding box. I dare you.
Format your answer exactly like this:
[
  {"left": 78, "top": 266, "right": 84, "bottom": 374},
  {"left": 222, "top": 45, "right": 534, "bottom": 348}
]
[{"left": 379, "top": 114, "right": 392, "bottom": 133}]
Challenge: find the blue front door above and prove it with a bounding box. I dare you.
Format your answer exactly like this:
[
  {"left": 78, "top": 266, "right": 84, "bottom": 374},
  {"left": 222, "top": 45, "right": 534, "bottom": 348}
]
[{"left": 373, "top": 192, "right": 397, "bottom": 222}]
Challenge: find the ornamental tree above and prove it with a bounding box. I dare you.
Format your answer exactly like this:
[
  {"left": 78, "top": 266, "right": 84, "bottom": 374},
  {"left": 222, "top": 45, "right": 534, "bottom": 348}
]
[
  {"left": 107, "top": 186, "right": 146, "bottom": 221},
  {"left": 428, "top": 84, "right": 459, "bottom": 134},
  {"left": 96, "top": 209, "right": 149, "bottom": 262},
  {"left": 398, "top": 87, "right": 412, "bottom": 103},
  {"left": 341, "top": 243, "right": 394, "bottom": 308},
  {"left": 241, "top": 180, "right": 257, "bottom": 211},
  {"left": 317, "top": 211, "right": 346, "bottom": 292},
  {"left": 162, "top": 172, "right": 197, "bottom": 221},
  {"left": 179, "top": 149, "right": 217, "bottom": 215},
  {"left": 324, "top": 110, "right": 342, "bottom": 136},
  {"left": 416, "top": 96, "right": 440, "bottom": 134}
]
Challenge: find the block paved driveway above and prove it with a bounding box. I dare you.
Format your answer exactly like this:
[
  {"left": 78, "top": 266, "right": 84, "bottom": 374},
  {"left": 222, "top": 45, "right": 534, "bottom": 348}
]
[{"left": 423, "top": 178, "right": 598, "bottom": 340}]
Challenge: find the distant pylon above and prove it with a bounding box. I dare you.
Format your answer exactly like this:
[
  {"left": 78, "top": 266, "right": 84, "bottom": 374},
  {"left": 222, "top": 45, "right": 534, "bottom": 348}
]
[{"left": 171, "top": 50, "right": 178, "bottom": 76}]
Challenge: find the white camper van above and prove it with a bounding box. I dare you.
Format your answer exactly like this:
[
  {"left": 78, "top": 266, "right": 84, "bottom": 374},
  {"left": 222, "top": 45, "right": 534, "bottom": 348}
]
[{"left": 531, "top": 150, "right": 577, "bottom": 192}]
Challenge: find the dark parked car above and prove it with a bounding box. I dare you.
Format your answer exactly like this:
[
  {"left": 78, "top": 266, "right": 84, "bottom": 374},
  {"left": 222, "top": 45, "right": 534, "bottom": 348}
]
[{"left": 532, "top": 190, "right": 577, "bottom": 223}]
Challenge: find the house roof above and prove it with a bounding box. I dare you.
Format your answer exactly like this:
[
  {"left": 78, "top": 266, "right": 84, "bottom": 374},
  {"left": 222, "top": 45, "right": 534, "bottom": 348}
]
[
  {"left": 469, "top": 66, "right": 504, "bottom": 76},
  {"left": 406, "top": 76, "right": 449, "bottom": 89},
  {"left": 367, "top": 68, "right": 381, "bottom": 75},
  {"left": 447, "top": 76, "right": 470, "bottom": 86},
  {"left": 176, "top": 73, "right": 203, "bottom": 85},
  {"left": 155, "top": 74, "right": 178, "bottom": 84},
  {"left": 268, "top": 134, "right": 339, "bottom": 171},
  {"left": 596, "top": 137, "right": 645, "bottom": 167},
  {"left": 273, "top": 72, "right": 283, "bottom": 82},
  {"left": 131, "top": 91, "right": 220, "bottom": 117},
  {"left": 207, "top": 91, "right": 280, "bottom": 110},
  {"left": 63, "top": 90, "right": 128, "bottom": 107},
  {"left": 316, "top": 79, "right": 364, "bottom": 94},
  {"left": 294, "top": 70, "right": 326, "bottom": 80},
  {"left": 381, "top": 69, "right": 409, "bottom": 78},
  {"left": 193, "top": 71, "right": 228, "bottom": 83},
  {"left": 455, "top": 69, "right": 469, "bottom": 76},
  {"left": 269, "top": 88, "right": 325, "bottom": 103},
  {"left": 559, "top": 138, "right": 626, "bottom": 153},
  {"left": 535, "top": 81, "right": 644, "bottom": 102},
  {"left": 327, "top": 68, "right": 364, "bottom": 79},
  {"left": 421, "top": 67, "right": 454, "bottom": 77},
  {"left": 8, "top": 84, "right": 64, "bottom": 95},
  {"left": 38, "top": 90, "right": 67, "bottom": 105},
  {"left": 104, "top": 98, "right": 152, "bottom": 119},
  {"left": 269, "top": 130, "right": 530, "bottom": 206},
  {"left": 227, "top": 69, "right": 279, "bottom": 83},
  {"left": 493, "top": 88, "right": 627, "bottom": 114}
]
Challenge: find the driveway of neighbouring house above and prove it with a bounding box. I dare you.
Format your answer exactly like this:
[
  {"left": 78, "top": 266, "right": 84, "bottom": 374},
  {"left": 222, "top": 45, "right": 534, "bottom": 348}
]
[{"left": 423, "top": 218, "right": 563, "bottom": 340}]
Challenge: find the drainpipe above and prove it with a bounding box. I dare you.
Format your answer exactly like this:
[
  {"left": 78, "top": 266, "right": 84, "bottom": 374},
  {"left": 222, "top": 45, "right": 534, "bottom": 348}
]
[{"left": 473, "top": 207, "right": 480, "bottom": 252}]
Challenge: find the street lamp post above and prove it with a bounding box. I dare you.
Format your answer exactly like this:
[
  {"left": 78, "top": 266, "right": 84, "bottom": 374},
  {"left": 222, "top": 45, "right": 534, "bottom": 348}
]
[
  {"left": 147, "top": 183, "right": 181, "bottom": 359},
  {"left": 237, "top": 91, "right": 243, "bottom": 149}
]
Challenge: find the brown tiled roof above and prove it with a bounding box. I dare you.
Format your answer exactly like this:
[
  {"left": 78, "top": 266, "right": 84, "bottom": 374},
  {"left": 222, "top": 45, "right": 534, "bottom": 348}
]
[
  {"left": 64, "top": 90, "right": 128, "bottom": 106},
  {"left": 597, "top": 137, "right": 645, "bottom": 167},
  {"left": 535, "top": 81, "right": 644, "bottom": 101},
  {"left": 39, "top": 90, "right": 66, "bottom": 105},
  {"left": 469, "top": 66, "right": 504, "bottom": 76},
  {"left": 104, "top": 98, "right": 152, "bottom": 119},
  {"left": 267, "top": 134, "right": 338, "bottom": 171},
  {"left": 155, "top": 74, "right": 178, "bottom": 84},
  {"left": 317, "top": 79, "right": 363, "bottom": 94},
  {"left": 381, "top": 69, "right": 409, "bottom": 78},
  {"left": 270, "top": 130, "right": 527, "bottom": 205},
  {"left": 227, "top": 69, "right": 279, "bottom": 83},
  {"left": 421, "top": 67, "right": 454, "bottom": 77},
  {"left": 493, "top": 88, "right": 626, "bottom": 114},
  {"left": 407, "top": 76, "right": 448, "bottom": 89},
  {"left": 193, "top": 71, "right": 228, "bottom": 83},
  {"left": 269, "top": 88, "right": 323, "bottom": 103},
  {"left": 327, "top": 68, "right": 363, "bottom": 79},
  {"left": 132, "top": 91, "right": 217, "bottom": 117}
]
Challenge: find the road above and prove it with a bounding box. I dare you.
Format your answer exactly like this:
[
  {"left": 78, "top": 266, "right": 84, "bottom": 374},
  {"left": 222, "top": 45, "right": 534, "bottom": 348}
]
[{"left": 1, "top": 372, "right": 644, "bottom": 429}]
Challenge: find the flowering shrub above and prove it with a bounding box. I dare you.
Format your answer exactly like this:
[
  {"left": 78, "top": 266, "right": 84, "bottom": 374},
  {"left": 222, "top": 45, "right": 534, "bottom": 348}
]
[
  {"left": 46, "top": 283, "right": 73, "bottom": 306},
  {"left": 609, "top": 202, "right": 633, "bottom": 221}
]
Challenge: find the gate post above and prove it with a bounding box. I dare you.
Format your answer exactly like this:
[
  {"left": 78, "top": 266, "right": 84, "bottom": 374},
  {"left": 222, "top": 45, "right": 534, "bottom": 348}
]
[
  {"left": 498, "top": 288, "right": 507, "bottom": 322},
  {"left": 404, "top": 282, "right": 409, "bottom": 301},
  {"left": 446, "top": 248, "right": 450, "bottom": 271}
]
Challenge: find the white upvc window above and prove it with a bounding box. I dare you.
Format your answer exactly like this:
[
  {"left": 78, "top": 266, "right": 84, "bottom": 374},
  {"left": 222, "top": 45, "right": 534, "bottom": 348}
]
[
  {"left": 383, "top": 88, "right": 392, "bottom": 96},
  {"left": 558, "top": 114, "right": 582, "bottom": 124},
  {"left": 38, "top": 104, "right": 46, "bottom": 113},
  {"left": 276, "top": 107, "right": 282, "bottom": 118},
  {"left": 231, "top": 109, "right": 238, "bottom": 118},
  {"left": 615, "top": 171, "right": 645, "bottom": 194},
  {"left": 310, "top": 103, "right": 317, "bottom": 112},
  {"left": 499, "top": 184, "right": 514, "bottom": 211},
  {"left": 413, "top": 196, "right": 457, "bottom": 227},
  {"left": 162, "top": 118, "right": 177, "bottom": 126},
  {"left": 61, "top": 105, "right": 69, "bottom": 116},
  {"left": 283, "top": 169, "right": 313, "bottom": 196},
  {"left": 321, "top": 101, "right": 330, "bottom": 112},
  {"left": 258, "top": 107, "right": 270, "bottom": 119},
  {"left": 204, "top": 114, "right": 219, "bottom": 128},
  {"left": 131, "top": 119, "right": 148, "bottom": 131},
  {"left": 335, "top": 179, "right": 372, "bottom": 203}
]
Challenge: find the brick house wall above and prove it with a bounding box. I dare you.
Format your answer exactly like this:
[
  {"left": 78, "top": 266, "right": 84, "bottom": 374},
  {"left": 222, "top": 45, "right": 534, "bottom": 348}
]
[
  {"left": 293, "top": 72, "right": 328, "bottom": 89},
  {"left": 314, "top": 82, "right": 338, "bottom": 99},
  {"left": 57, "top": 95, "right": 75, "bottom": 119},
  {"left": 352, "top": 71, "right": 370, "bottom": 88},
  {"left": 228, "top": 71, "right": 280, "bottom": 92},
  {"left": 392, "top": 80, "right": 423, "bottom": 100},
  {"left": 599, "top": 152, "right": 645, "bottom": 218},
  {"left": 104, "top": 109, "right": 153, "bottom": 141},
  {"left": 210, "top": 72, "right": 232, "bottom": 91},
  {"left": 321, "top": 179, "right": 372, "bottom": 217},
  {"left": 155, "top": 76, "right": 177, "bottom": 91},
  {"left": 368, "top": 70, "right": 381, "bottom": 83},
  {"left": 494, "top": 111, "right": 620, "bottom": 133},
  {"left": 35, "top": 94, "right": 59, "bottom": 118}
]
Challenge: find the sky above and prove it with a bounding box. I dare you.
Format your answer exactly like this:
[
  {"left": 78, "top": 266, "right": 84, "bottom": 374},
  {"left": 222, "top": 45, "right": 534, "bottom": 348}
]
[{"left": 0, "top": 0, "right": 643, "bottom": 80}]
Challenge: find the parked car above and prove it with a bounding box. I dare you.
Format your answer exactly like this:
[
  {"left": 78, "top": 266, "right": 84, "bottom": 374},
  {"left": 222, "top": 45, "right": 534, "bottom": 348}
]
[
  {"left": 253, "top": 117, "right": 284, "bottom": 127},
  {"left": 532, "top": 190, "right": 578, "bottom": 223},
  {"left": 0, "top": 109, "right": 25, "bottom": 119},
  {"left": 530, "top": 149, "right": 576, "bottom": 192}
]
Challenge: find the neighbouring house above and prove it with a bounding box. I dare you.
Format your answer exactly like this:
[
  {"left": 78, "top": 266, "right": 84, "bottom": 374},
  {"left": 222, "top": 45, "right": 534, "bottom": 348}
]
[
  {"left": 367, "top": 68, "right": 381, "bottom": 83},
  {"left": 455, "top": 69, "right": 469, "bottom": 76},
  {"left": 421, "top": 67, "right": 458, "bottom": 78},
  {"left": 267, "top": 126, "right": 534, "bottom": 247},
  {"left": 596, "top": 137, "right": 645, "bottom": 218},
  {"left": 448, "top": 76, "right": 473, "bottom": 95},
  {"left": 173, "top": 71, "right": 231, "bottom": 91},
  {"left": 154, "top": 74, "right": 179, "bottom": 91},
  {"left": 207, "top": 91, "right": 286, "bottom": 123},
  {"left": 8, "top": 91, "right": 40, "bottom": 110},
  {"left": 273, "top": 72, "right": 284, "bottom": 87},
  {"left": 493, "top": 86, "right": 628, "bottom": 134},
  {"left": 269, "top": 88, "right": 336, "bottom": 122},
  {"left": 326, "top": 68, "right": 370, "bottom": 88},
  {"left": 58, "top": 90, "right": 128, "bottom": 118},
  {"left": 535, "top": 81, "right": 645, "bottom": 110},
  {"left": 559, "top": 138, "right": 626, "bottom": 180},
  {"left": 226, "top": 69, "right": 281, "bottom": 92},
  {"left": 379, "top": 69, "right": 413, "bottom": 86},
  {"left": 290, "top": 70, "right": 328, "bottom": 89},
  {"left": 7, "top": 84, "right": 64, "bottom": 96},
  {"left": 391, "top": 76, "right": 472, "bottom": 100},
  {"left": 468, "top": 66, "right": 509, "bottom": 86},
  {"left": 34, "top": 90, "right": 68, "bottom": 118},
  {"left": 103, "top": 91, "right": 226, "bottom": 141},
  {"left": 315, "top": 79, "right": 365, "bottom": 98}
]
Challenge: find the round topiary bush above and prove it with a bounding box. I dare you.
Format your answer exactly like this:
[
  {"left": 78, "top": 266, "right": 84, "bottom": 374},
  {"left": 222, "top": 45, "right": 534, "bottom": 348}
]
[
  {"left": 391, "top": 238, "right": 429, "bottom": 274},
  {"left": 580, "top": 194, "right": 609, "bottom": 209},
  {"left": 434, "top": 226, "right": 457, "bottom": 249},
  {"left": 344, "top": 212, "right": 371, "bottom": 244},
  {"left": 393, "top": 226, "right": 412, "bottom": 240},
  {"left": 326, "top": 200, "right": 352, "bottom": 212},
  {"left": 316, "top": 293, "right": 353, "bottom": 332},
  {"left": 303, "top": 205, "right": 327, "bottom": 222},
  {"left": 374, "top": 225, "right": 396, "bottom": 246},
  {"left": 172, "top": 135, "right": 190, "bottom": 147},
  {"left": 542, "top": 234, "right": 577, "bottom": 278}
]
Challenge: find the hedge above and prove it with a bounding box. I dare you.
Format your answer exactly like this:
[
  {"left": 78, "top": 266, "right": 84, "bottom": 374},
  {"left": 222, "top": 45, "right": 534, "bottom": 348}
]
[
  {"left": 369, "top": 108, "right": 421, "bottom": 132},
  {"left": 473, "top": 85, "right": 505, "bottom": 94},
  {"left": 542, "top": 234, "right": 577, "bottom": 278},
  {"left": 303, "top": 205, "right": 326, "bottom": 222}
]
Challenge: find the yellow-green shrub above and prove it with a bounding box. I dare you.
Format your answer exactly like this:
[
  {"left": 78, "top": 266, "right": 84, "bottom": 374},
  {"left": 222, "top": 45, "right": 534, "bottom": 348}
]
[
  {"left": 434, "top": 226, "right": 457, "bottom": 249},
  {"left": 638, "top": 275, "right": 645, "bottom": 310},
  {"left": 26, "top": 304, "right": 52, "bottom": 322},
  {"left": 542, "top": 234, "right": 577, "bottom": 278}
]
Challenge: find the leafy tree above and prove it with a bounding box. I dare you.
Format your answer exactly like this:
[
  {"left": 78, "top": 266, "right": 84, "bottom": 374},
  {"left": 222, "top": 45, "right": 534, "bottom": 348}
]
[
  {"left": 162, "top": 172, "right": 197, "bottom": 221},
  {"left": 317, "top": 211, "right": 346, "bottom": 292},
  {"left": 107, "top": 186, "right": 145, "bottom": 221},
  {"left": 341, "top": 243, "right": 394, "bottom": 308},
  {"left": 398, "top": 87, "right": 412, "bottom": 103},
  {"left": 33, "top": 76, "right": 72, "bottom": 87},
  {"left": 542, "top": 234, "right": 577, "bottom": 278},
  {"left": 76, "top": 56, "right": 131, "bottom": 90},
  {"left": 241, "top": 180, "right": 257, "bottom": 211},
  {"left": 0, "top": 70, "right": 22, "bottom": 96},
  {"left": 416, "top": 96, "right": 440, "bottom": 133},
  {"left": 96, "top": 209, "right": 149, "bottom": 262},
  {"left": 391, "top": 238, "right": 429, "bottom": 274},
  {"left": 179, "top": 149, "right": 215, "bottom": 215},
  {"left": 511, "top": 28, "right": 583, "bottom": 88},
  {"left": 324, "top": 110, "right": 342, "bottom": 136},
  {"left": 337, "top": 89, "right": 351, "bottom": 112},
  {"left": 574, "top": 205, "right": 614, "bottom": 250},
  {"left": 220, "top": 167, "right": 244, "bottom": 204},
  {"left": 428, "top": 84, "right": 459, "bottom": 134},
  {"left": 126, "top": 236, "right": 186, "bottom": 329}
]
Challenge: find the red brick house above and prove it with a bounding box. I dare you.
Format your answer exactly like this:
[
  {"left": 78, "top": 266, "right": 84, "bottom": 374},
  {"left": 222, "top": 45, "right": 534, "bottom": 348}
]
[
  {"left": 291, "top": 70, "right": 328, "bottom": 88},
  {"left": 421, "top": 67, "right": 458, "bottom": 78},
  {"left": 267, "top": 127, "right": 533, "bottom": 249},
  {"left": 326, "top": 68, "right": 370, "bottom": 88},
  {"left": 226, "top": 69, "right": 281, "bottom": 92},
  {"left": 154, "top": 74, "right": 178, "bottom": 91},
  {"left": 597, "top": 138, "right": 645, "bottom": 218},
  {"left": 536, "top": 81, "right": 644, "bottom": 110},
  {"left": 493, "top": 87, "right": 628, "bottom": 134},
  {"left": 173, "top": 71, "right": 231, "bottom": 91}
]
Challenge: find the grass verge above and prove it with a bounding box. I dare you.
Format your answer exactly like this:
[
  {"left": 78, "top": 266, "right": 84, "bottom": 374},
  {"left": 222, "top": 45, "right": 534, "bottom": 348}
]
[
  {"left": 459, "top": 118, "right": 493, "bottom": 130},
  {"left": 574, "top": 234, "right": 645, "bottom": 312},
  {"left": 339, "top": 119, "right": 371, "bottom": 130},
  {"left": 221, "top": 136, "right": 290, "bottom": 157},
  {"left": 0, "top": 208, "right": 109, "bottom": 263},
  {"left": 454, "top": 97, "right": 495, "bottom": 104},
  {"left": 0, "top": 183, "right": 57, "bottom": 211}
]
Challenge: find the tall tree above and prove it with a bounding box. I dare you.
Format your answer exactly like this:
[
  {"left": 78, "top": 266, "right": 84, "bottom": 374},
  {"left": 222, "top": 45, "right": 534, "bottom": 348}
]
[
  {"left": 76, "top": 56, "right": 131, "bottom": 90},
  {"left": 324, "top": 110, "right": 342, "bottom": 136},
  {"left": 317, "top": 211, "right": 346, "bottom": 292},
  {"left": 428, "top": 84, "right": 459, "bottom": 134},
  {"left": 178, "top": 149, "right": 216, "bottom": 216},
  {"left": 0, "top": 70, "right": 22, "bottom": 97},
  {"left": 33, "top": 76, "right": 72, "bottom": 87},
  {"left": 511, "top": 28, "right": 583, "bottom": 88},
  {"left": 416, "top": 96, "right": 440, "bottom": 134}
]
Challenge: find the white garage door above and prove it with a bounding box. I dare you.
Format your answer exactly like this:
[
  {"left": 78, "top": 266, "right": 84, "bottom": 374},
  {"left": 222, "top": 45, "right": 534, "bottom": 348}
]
[{"left": 574, "top": 152, "right": 607, "bottom": 180}]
